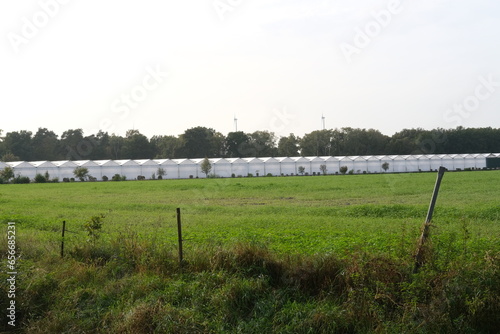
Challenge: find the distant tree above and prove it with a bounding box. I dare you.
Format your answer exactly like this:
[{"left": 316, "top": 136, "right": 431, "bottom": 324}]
[
  {"left": 179, "top": 127, "right": 224, "bottom": 158},
  {"left": 382, "top": 162, "right": 390, "bottom": 172},
  {"left": 122, "top": 129, "right": 154, "bottom": 159},
  {"left": 339, "top": 166, "right": 348, "bottom": 175},
  {"left": 32, "top": 128, "right": 59, "bottom": 160},
  {"left": 298, "top": 166, "right": 305, "bottom": 175},
  {"left": 248, "top": 131, "right": 278, "bottom": 157},
  {"left": 278, "top": 134, "right": 300, "bottom": 156},
  {"left": 151, "top": 135, "right": 182, "bottom": 159},
  {"left": 319, "top": 164, "right": 327, "bottom": 175},
  {"left": 3, "top": 131, "right": 33, "bottom": 161},
  {"left": 0, "top": 166, "right": 14, "bottom": 182},
  {"left": 157, "top": 167, "right": 166, "bottom": 179},
  {"left": 109, "top": 134, "right": 125, "bottom": 159},
  {"left": 73, "top": 167, "right": 89, "bottom": 181},
  {"left": 60, "top": 129, "right": 84, "bottom": 160},
  {"left": 225, "top": 131, "right": 251, "bottom": 158},
  {"left": 299, "top": 130, "right": 332, "bottom": 156},
  {"left": 200, "top": 157, "right": 212, "bottom": 177},
  {"left": 1, "top": 152, "right": 20, "bottom": 162}
]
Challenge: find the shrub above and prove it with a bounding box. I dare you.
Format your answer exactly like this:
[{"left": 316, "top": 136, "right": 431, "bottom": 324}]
[
  {"left": 70, "top": 178, "right": 75, "bottom": 182},
  {"left": 112, "top": 174, "right": 122, "bottom": 181},
  {"left": 247, "top": 173, "right": 253, "bottom": 177},
  {"left": 137, "top": 175, "right": 146, "bottom": 180},
  {"left": 266, "top": 173, "right": 273, "bottom": 177},
  {"left": 231, "top": 173, "right": 236, "bottom": 178},
  {"left": 50, "top": 177, "right": 59, "bottom": 183},
  {"left": 348, "top": 169, "right": 354, "bottom": 175},
  {"left": 63, "top": 178, "right": 70, "bottom": 182},
  {"left": 339, "top": 166, "right": 348, "bottom": 175},
  {"left": 102, "top": 175, "right": 108, "bottom": 181},
  {"left": 12, "top": 175, "right": 30, "bottom": 184}
]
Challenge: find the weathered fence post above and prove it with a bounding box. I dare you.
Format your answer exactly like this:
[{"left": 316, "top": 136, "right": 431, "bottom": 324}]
[
  {"left": 177, "top": 208, "right": 183, "bottom": 266},
  {"left": 61, "top": 220, "right": 66, "bottom": 258},
  {"left": 414, "top": 166, "right": 446, "bottom": 273}
]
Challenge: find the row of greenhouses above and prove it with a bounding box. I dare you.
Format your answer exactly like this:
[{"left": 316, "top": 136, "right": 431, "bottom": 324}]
[{"left": 2, "top": 154, "right": 499, "bottom": 181}]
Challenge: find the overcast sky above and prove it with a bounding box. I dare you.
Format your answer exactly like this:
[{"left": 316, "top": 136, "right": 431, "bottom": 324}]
[{"left": 1, "top": 0, "right": 499, "bottom": 139}]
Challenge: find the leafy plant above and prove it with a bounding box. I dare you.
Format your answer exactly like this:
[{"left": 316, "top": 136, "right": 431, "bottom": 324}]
[
  {"left": 84, "top": 214, "right": 106, "bottom": 244},
  {"left": 73, "top": 167, "right": 89, "bottom": 181},
  {"left": 319, "top": 164, "right": 327, "bottom": 175},
  {"left": 201, "top": 157, "right": 212, "bottom": 177},
  {"left": 34, "top": 173, "right": 47, "bottom": 183},
  {"left": 0, "top": 166, "right": 14, "bottom": 182},
  {"left": 339, "top": 166, "right": 348, "bottom": 175},
  {"left": 298, "top": 166, "right": 305, "bottom": 175},
  {"left": 382, "top": 162, "right": 390, "bottom": 172}
]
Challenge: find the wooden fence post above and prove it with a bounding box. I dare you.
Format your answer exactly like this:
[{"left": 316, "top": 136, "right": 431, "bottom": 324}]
[
  {"left": 414, "top": 166, "right": 446, "bottom": 272},
  {"left": 177, "top": 208, "right": 183, "bottom": 266},
  {"left": 61, "top": 220, "right": 66, "bottom": 258}
]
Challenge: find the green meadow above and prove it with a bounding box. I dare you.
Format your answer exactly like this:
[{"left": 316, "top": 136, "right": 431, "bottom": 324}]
[{"left": 1, "top": 171, "right": 499, "bottom": 333}]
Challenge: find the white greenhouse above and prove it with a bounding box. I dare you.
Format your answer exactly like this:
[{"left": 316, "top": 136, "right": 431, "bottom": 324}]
[{"left": 1, "top": 153, "right": 497, "bottom": 182}]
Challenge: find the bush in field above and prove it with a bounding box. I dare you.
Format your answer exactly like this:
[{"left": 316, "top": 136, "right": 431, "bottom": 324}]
[
  {"left": 320, "top": 164, "right": 327, "bottom": 175},
  {"left": 298, "top": 166, "right": 305, "bottom": 175},
  {"left": 84, "top": 214, "right": 106, "bottom": 244},
  {"left": 382, "top": 162, "right": 390, "bottom": 172},
  {"left": 34, "top": 173, "right": 47, "bottom": 183},
  {"left": 0, "top": 166, "right": 14, "bottom": 182},
  {"left": 348, "top": 169, "right": 354, "bottom": 175},
  {"left": 12, "top": 175, "right": 30, "bottom": 184},
  {"left": 339, "top": 166, "right": 348, "bottom": 175},
  {"left": 111, "top": 174, "right": 126, "bottom": 181},
  {"left": 102, "top": 175, "right": 108, "bottom": 181},
  {"left": 73, "top": 167, "right": 89, "bottom": 181}
]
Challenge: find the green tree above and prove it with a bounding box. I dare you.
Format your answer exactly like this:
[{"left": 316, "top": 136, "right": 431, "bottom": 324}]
[
  {"left": 32, "top": 128, "right": 59, "bottom": 161},
  {"left": 278, "top": 134, "right": 300, "bottom": 157},
  {"left": 157, "top": 167, "right": 166, "bottom": 179},
  {"left": 73, "top": 167, "right": 89, "bottom": 181},
  {"left": 122, "top": 129, "right": 154, "bottom": 159},
  {"left": 319, "top": 164, "right": 327, "bottom": 175},
  {"left": 200, "top": 157, "right": 212, "bottom": 177},
  {"left": 179, "top": 127, "right": 223, "bottom": 158},
  {"left": 298, "top": 166, "right": 305, "bottom": 175},
  {"left": 225, "top": 131, "right": 251, "bottom": 158},
  {"left": 0, "top": 166, "right": 14, "bottom": 182},
  {"left": 60, "top": 129, "right": 85, "bottom": 160},
  {"left": 151, "top": 135, "right": 181, "bottom": 158},
  {"left": 247, "top": 131, "right": 278, "bottom": 157},
  {"left": 3, "top": 130, "right": 33, "bottom": 161},
  {"left": 108, "top": 134, "right": 125, "bottom": 159},
  {"left": 1, "top": 152, "right": 20, "bottom": 162},
  {"left": 382, "top": 162, "right": 390, "bottom": 172},
  {"left": 340, "top": 166, "right": 348, "bottom": 175},
  {"left": 299, "top": 130, "right": 332, "bottom": 156}
]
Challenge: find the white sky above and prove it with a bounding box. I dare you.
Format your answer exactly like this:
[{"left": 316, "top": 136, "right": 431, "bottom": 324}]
[{"left": 1, "top": 0, "right": 499, "bottom": 139}]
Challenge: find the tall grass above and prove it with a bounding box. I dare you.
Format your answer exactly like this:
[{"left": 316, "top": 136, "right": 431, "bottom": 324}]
[{"left": 1, "top": 231, "right": 499, "bottom": 333}]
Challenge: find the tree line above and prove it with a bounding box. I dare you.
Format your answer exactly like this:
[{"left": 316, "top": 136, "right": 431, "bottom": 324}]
[{"left": 0, "top": 126, "right": 499, "bottom": 162}]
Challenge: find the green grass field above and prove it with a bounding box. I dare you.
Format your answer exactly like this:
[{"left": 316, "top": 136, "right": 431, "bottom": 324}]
[
  {"left": 1, "top": 171, "right": 499, "bottom": 333},
  {"left": 1, "top": 170, "right": 499, "bottom": 256}
]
